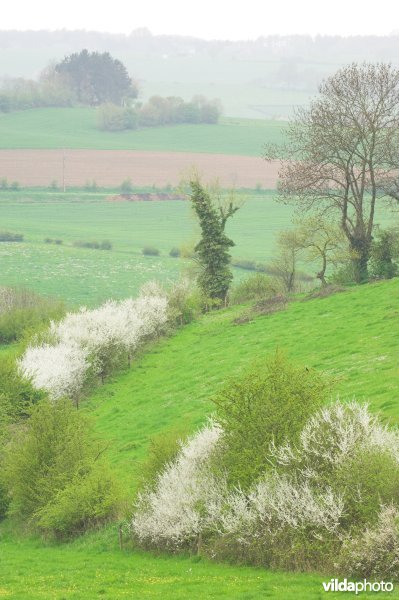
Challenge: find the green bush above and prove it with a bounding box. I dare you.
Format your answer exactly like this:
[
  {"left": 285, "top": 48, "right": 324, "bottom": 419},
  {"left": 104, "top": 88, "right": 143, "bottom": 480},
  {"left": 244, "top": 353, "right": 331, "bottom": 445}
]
[
  {"left": 0, "top": 231, "right": 23, "bottom": 242},
  {"left": 229, "top": 273, "right": 282, "bottom": 305},
  {"left": 2, "top": 399, "right": 120, "bottom": 538},
  {"left": 120, "top": 179, "right": 133, "bottom": 193},
  {"left": 0, "top": 356, "right": 45, "bottom": 422},
  {"left": 35, "top": 464, "right": 119, "bottom": 538},
  {"left": 44, "top": 238, "right": 63, "bottom": 245},
  {"left": 169, "top": 247, "right": 181, "bottom": 258},
  {"left": 142, "top": 246, "right": 160, "bottom": 257},
  {"left": 100, "top": 240, "right": 112, "bottom": 251},
  {"left": 370, "top": 227, "right": 399, "bottom": 280},
  {"left": 167, "top": 279, "right": 204, "bottom": 325},
  {"left": 0, "top": 288, "right": 65, "bottom": 344},
  {"left": 212, "top": 353, "right": 331, "bottom": 489},
  {"left": 97, "top": 103, "right": 137, "bottom": 131},
  {"left": 333, "top": 448, "right": 399, "bottom": 530},
  {"left": 73, "top": 239, "right": 111, "bottom": 250}
]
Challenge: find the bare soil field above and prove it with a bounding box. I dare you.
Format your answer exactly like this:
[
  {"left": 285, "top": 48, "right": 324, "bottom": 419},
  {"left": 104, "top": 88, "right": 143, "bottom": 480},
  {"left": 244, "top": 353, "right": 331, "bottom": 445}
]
[{"left": 0, "top": 149, "right": 279, "bottom": 189}]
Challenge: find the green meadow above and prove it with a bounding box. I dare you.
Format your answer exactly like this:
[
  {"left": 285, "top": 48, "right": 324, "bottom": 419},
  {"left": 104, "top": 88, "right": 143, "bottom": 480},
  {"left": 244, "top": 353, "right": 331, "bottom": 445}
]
[
  {"left": 0, "top": 108, "right": 286, "bottom": 155},
  {"left": 1, "top": 280, "right": 399, "bottom": 599},
  {"left": 0, "top": 190, "right": 294, "bottom": 306},
  {"left": 0, "top": 190, "right": 397, "bottom": 307}
]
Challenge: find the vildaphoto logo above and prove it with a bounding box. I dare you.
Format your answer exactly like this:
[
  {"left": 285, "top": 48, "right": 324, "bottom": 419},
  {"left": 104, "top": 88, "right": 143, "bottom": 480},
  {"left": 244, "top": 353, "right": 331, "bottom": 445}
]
[{"left": 322, "top": 579, "right": 394, "bottom": 594}]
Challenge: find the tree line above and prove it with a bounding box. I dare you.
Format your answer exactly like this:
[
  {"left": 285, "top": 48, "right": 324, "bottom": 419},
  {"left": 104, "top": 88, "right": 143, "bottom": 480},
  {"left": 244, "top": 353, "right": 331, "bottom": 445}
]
[
  {"left": 97, "top": 95, "right": 221, "bottom": 131},
  {"left": 0, "top": 49, "right": 222, "bottom": 127}
]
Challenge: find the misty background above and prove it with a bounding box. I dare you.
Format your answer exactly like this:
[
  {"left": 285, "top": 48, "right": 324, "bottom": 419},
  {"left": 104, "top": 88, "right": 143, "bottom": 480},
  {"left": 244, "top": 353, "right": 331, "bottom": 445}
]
[{"left": 2, "top": 30, "right": 399, "bottom": 119}]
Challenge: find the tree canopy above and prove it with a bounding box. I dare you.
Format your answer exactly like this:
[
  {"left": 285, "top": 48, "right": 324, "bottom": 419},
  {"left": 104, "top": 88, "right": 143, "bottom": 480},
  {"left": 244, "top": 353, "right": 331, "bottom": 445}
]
[
  {"left": 55, "top": 49, "right": 137, "bottom": 106},
  {"left": 266, "top": 63, "right": 399, "bottom": 283}
]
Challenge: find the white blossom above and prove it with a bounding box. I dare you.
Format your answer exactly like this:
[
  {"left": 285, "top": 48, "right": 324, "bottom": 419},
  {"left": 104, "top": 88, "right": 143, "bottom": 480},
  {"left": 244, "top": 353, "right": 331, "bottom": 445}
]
[
  {"left": 131, "top": 422, "right": 225, "bottom": 547},
  {"left": 18, "top": 342, "right": 89, "bottom": 400},
  {"left": 269, "top": 400, "right": 399, "bottom": 471},
  {"left": 19, "top": 290, "right": 169, "bottom": 399}
]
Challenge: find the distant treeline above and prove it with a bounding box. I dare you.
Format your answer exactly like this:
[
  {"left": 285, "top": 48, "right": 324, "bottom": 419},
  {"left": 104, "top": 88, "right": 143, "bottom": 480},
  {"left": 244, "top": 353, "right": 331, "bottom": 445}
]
[
  {"left": 0, "top": 71, "right": 74, "bottom": 112},
  {"left": 1, "top": 30, "right": 399, "bottom": 64},
  {"left": 97, "top": 95, "right": 222, "bottom": 131}
]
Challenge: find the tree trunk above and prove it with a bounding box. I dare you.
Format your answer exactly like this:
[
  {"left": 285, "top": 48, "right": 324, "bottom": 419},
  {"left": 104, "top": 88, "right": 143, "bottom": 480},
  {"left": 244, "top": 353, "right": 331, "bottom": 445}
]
[
  {"left": 350, "top": 238, "right": 370, "bottom": 284},
  {"left": 317, "top": 253, "right": 328, "bottom": 287}
]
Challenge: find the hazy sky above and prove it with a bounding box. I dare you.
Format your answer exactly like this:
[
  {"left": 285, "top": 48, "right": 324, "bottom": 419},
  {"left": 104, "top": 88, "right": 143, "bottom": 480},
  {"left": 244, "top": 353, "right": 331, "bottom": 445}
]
[{"left": 3, "top": 0, "right": 399, "bottom": 39}]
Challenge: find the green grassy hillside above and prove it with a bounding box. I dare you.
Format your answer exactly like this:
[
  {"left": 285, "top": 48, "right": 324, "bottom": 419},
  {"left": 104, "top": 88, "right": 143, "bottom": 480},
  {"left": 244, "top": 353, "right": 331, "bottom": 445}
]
[
  {"left": 0, "top": 108, "right": 286, "bottom": 154},
  {"left": 2, "top": 279, "right": 399, "bottom": 598},
  {"left": 87, "top": 279, "right": 399, "bottom": 482}
]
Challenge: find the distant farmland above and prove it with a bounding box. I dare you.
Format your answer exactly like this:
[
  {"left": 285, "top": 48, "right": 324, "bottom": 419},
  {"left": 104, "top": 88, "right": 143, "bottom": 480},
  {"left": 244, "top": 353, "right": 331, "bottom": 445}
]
[
  {"left": 0, "top": 149, "right": 280, "bottom": 188},
  {"left": 0, "top": 108, "right": 286, "bottom": 154}
]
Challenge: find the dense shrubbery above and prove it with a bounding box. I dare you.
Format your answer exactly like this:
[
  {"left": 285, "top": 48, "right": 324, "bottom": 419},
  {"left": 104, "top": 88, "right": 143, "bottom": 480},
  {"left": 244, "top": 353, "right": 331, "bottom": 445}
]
[
  {"left": 0, "top": 287, "right": 65, "bottom": 344},
  {"left": 132, "top": 356, "right": 399, "bottom": 578},
  {"left": 1, "top": 398, "right": 120, "bottom": 538},
  {"left": 97, "top": 103, "right": 137, "bottom": 131},
  {"left": 229, "top": 273, "right": 282, "bottom": 305},
  {"left": 44, "top": 238, "right": 63, "bottom": 245},
  {"left": 98, "top": 95, "right": 222, "bottom": 131},
  {"left": 0, "top": 74, "right": 75, "bottom": 112},
  {"left": 166, "top": 278, "right": 204, "bottom": 326},
  {"left": 73, "top": 240, "right": 112, "bottom": 250},
  {"left": 369, "top": 227, "right": 399, "bottom": 280},
  {"left": 0, "top": 231, "right": 23, "bottom": 242},
  {"left": 211, "top": 354, "right": 330, "bottom": 489},
  {"left": 0, "top": 356, "right": 45, "bottom": 445},
  {"left": 142, "top": 246, "right": 160, "bottom": 256}
]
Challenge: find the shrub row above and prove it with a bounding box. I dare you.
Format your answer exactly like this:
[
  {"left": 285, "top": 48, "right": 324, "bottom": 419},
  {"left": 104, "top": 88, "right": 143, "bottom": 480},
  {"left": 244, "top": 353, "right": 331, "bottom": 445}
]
[
  {"left": 73, "top": 240, "right": 112, "bottom": 250},
  {"left": 0, "top": 231, "right": 23, "bottom": 242},
  {"left": 98, "top": 95, "right": 222, "bottom": 132},
  {"left": 132, "top": 355, "right": 399, "bottom": 580}
]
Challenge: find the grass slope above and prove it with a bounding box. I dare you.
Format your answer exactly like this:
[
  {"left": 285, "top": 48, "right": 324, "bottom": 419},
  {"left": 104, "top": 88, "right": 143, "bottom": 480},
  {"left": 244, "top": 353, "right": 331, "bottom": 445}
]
[
  {"left": 87, "top": 279, "right": 399, "bottom": 485},
  {"left": 0, "top": 108, "right": 286, "bottom": 155},
  {"left": 2, "top": 279, "right": 399, "bottom": 599}
]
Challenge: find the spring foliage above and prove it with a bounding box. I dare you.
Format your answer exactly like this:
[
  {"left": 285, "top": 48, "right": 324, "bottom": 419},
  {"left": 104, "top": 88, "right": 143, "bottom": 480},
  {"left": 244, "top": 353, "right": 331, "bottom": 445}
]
[
  {"left": 132, "top": 357, "right": 399, "bottom": 577},
  {"left": 2, "top": 398, "right": 120, "bottom": 538},
  {"left": 212, "top": 353, "right": 330, "bottom": 489}
]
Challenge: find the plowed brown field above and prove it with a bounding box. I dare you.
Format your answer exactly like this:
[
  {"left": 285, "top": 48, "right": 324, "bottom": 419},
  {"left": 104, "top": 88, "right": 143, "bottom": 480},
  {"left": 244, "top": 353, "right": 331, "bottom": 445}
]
[{"left": 0, "top": 149, "right": 279, "bottom": 189}]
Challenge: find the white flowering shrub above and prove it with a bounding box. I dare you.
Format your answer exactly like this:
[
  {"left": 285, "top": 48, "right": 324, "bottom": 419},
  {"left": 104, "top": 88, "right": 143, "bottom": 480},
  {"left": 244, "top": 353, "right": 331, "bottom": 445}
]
[
  {"left": 219, "top": 476, "right": 344, "bottom": 538},
  {"left": 269, "top": 401, "right": 399, "bottom": 477},
  {"left": 132, "top": 398, "right": 399, "bottom": 576},
  {"left": 131, "top": 422, "right": 226, "bottom": 549},
  {"left": 18, "top": 290, "right": 168, "bottom": 399},
  {"left": 18, "top": 343, "right": 89, "bottom": 401},
  {"left": 338, "top": 506, "right": 399, "bottom": 579}
]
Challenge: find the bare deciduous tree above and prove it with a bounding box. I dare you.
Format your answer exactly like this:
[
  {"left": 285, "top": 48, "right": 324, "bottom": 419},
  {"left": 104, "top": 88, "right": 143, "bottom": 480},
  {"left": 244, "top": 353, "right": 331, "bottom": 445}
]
[{"left": 265, "top": 63, "right": 399, "bottom": 283}]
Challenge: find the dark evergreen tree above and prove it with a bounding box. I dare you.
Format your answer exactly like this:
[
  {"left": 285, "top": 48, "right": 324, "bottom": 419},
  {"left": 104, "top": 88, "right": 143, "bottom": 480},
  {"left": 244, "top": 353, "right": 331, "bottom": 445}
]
[
  {"left": 55, "top": 49, "right": 137, "bottom": 106},
  {"left": 190, "top": 180, "right": 239, "bottom": 303}
]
